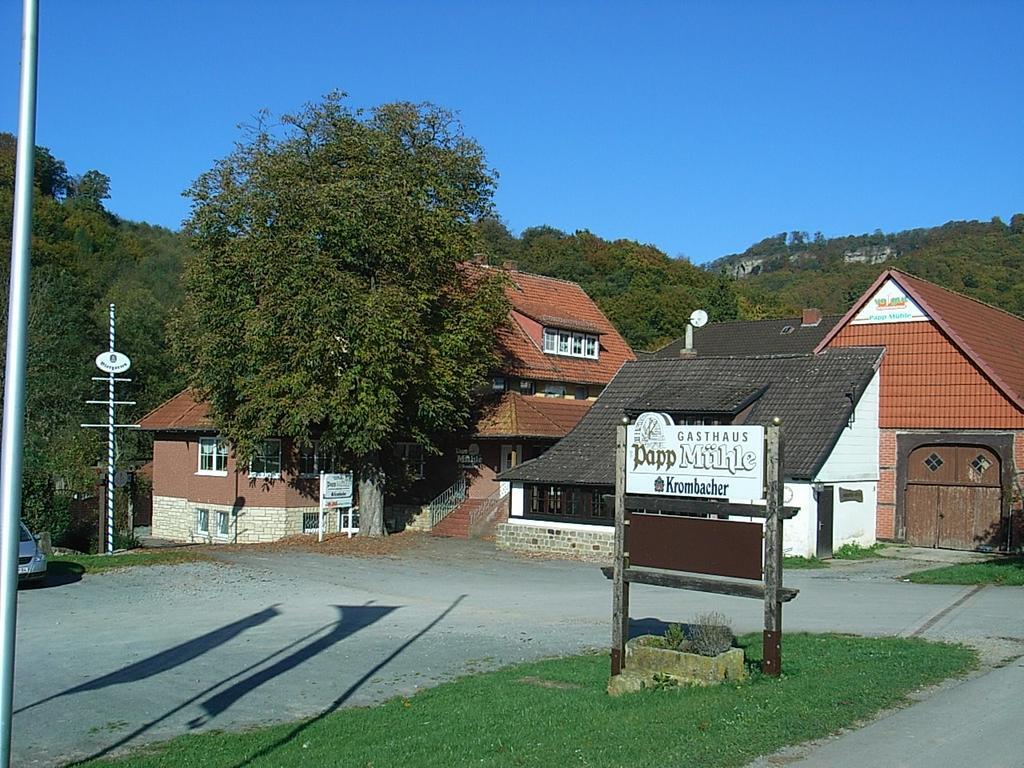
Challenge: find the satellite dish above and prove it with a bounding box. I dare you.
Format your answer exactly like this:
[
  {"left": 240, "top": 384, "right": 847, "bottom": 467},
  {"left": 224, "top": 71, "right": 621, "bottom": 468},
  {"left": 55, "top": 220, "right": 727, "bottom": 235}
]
[{"left": 689, "top": 309, "right": 708, "bottom": 328}]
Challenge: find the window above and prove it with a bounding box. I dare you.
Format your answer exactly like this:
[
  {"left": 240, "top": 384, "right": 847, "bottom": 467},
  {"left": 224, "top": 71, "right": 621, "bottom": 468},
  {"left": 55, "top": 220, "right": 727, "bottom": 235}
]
[
  {"left": 216, "top": 511, "right": 229, "bottom": 537},
  {"left": 196, "top": 508, "right": 209, "bottom": 535},
  {"left": 198, "top": 438, "right": 228, "bottom": 474},
  {"left": 395, "top": 442, "right": 425, "bottom": 480},
  {"left": 519, "top": 379, "right": 536, "bottom": 396},
  {"left": 571, "top": 333, "right": 584, "bottom": 356},
  {"left": 299, "top": 441, "right": 339, "bottom": 477},
  {"left": 574, "top": 386, "right": 588, "bottom": 400},
  {"left": 526, "top": 485, "right": 609, "bottom": 523},
  {"left": 492, "top": 377, "right": 507, "bottom": 393},
  {"left": 302, "top": 512, "right": 320, "bottom": 534},
  {"left": 542, "top": 327, "right": 600, "bottom": 360},
  {"left": 249, "top": 439, "right": 282, "bottom": 478},
  {"left": 544, "top": 384, "right": 566, "bottom": 398}
]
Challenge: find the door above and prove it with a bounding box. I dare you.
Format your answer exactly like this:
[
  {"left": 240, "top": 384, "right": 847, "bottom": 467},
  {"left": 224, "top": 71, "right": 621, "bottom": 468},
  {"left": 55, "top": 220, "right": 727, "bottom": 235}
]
[
  {"left": 904, "top": 445, "right": 1002, "bottom": 550},
  {"left": 499, "top": 444, "right": 520, "bottom": 498},
  {"left": 816, "top": 485, "right": 834, "bottom": 559}
]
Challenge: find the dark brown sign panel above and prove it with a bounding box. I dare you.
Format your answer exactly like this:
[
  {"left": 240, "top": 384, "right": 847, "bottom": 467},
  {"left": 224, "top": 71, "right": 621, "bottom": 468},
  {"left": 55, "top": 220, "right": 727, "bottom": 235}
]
[{"left": 627, "top": 514, "right": 763, "bottom": 580}]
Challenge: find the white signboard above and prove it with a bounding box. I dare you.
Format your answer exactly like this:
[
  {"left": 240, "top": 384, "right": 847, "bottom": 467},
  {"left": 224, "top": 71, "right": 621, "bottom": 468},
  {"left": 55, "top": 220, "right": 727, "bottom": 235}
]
[
  {"left": 626, "top": 412, "right": 765, "bottom": 502},
  {"left": 851, "top": 279, "right": 928, "bottom": 325},
  {"left": 320, "top": 472, "right": 354, "bottom": 508},
  {"left": 95, "top": 351, "right": 131, "bottom": 374}
]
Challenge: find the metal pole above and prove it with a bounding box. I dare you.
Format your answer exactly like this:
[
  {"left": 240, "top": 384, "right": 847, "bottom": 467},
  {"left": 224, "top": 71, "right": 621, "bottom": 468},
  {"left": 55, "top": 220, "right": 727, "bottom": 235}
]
[
  {"left": 106, "top": 304, "right": 114, "bottom": 554},
  {"left": 0, "top": 1, "right": 39, "bottom": 762}
]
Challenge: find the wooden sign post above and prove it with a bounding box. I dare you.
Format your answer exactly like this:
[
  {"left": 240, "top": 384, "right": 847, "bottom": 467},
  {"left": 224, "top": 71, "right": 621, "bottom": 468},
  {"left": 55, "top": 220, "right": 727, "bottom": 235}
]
[{"left": 608, "top": 416, "right": 795, "bottom": 679}]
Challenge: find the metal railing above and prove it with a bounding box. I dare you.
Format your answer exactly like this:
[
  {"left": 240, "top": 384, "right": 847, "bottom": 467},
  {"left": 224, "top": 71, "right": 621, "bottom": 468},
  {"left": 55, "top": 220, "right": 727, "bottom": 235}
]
[
  {"left": 427, "top": 474, "right": 467, "bottom": 529},
  {"left": 468, "top": 488, "right": 510, "bottom": 539}
]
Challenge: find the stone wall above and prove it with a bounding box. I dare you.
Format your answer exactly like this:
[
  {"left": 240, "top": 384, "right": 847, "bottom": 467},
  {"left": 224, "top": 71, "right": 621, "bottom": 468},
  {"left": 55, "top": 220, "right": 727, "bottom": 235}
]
[
  {"left": 152, "top": 495, "right": 317, "bottom": 544},
  {"left": 495, "top": 521, "right": 613, "bottom": 562}
]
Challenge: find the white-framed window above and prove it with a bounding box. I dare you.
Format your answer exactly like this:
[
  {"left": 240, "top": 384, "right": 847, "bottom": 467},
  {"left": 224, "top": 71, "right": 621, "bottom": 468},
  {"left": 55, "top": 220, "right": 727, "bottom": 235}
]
[
  {"left": 571, "top": 333, "right": 584, "bottom": 356},
  {"left": 544, "top": 384, "right": 566, "bottom": 398},
  {"left": 492, "top": 377, "right": 506, "bottom": 393},
  {"left": 216, "top": 511, "right": 229, "bottom": 537},
  {"left": 395, "top": 442, "right": 425, "bottom": 480},
  {"left": 198, "top": 437, "right": 228, "bottom": 475},
  {"left": 196, "top": 508, "right": 209, "bottom": 535},
  {"left": 249, "top": 439, "right": 282, "bottom": 478},
  {"left": 542, "top": 327, "right": 600, "bottom": 360},
  {"left": 299, "top": 440, "right": 339, "bottom": 478}
]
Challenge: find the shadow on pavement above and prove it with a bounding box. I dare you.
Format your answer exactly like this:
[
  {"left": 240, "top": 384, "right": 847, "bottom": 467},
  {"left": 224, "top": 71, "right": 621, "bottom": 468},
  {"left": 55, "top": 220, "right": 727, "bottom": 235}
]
[
  {"left": 193, "top": 603, "right": 398, "bottom": 724},
  {"left": 229, "top": 594, "right": 467, "bottom": 768},
  {"left": 18, "top": 605, "right": 281, "bottom": 715},
  {"left": 68, "top": 602, "right": 399, "bottom": 767},
  {"left": 28, "top": 561, "right": 83, "bottom": 588}
]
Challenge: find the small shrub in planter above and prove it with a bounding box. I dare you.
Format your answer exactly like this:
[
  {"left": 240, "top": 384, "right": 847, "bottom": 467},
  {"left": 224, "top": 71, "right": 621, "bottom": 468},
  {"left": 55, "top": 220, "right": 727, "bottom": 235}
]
[{"left": 608, "top": 612, "right": 745, "bottom": 695}]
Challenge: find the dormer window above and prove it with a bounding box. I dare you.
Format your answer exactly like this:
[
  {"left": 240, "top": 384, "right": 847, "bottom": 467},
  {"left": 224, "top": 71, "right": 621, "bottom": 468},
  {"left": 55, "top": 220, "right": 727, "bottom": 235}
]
[{"left": 542, "top": 327, "right": 599, "bottom": 359}]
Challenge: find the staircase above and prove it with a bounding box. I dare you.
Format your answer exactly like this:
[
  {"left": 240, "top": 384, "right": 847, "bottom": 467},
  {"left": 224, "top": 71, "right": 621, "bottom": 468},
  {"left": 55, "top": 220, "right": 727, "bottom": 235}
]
[{"left": 431, "top": 497, "right": 483, "bottom": 538}]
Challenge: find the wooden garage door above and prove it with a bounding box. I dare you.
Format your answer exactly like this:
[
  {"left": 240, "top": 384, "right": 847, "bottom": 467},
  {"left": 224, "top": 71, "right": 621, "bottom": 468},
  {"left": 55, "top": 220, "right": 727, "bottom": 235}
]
[{"left": 905, "top": 445, "right": 1002, "bottom": 550}]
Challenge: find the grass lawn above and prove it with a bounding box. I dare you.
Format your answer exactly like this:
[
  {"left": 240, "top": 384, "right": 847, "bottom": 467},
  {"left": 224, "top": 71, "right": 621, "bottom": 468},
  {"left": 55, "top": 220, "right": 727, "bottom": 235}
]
[
  {"left": 50, "top": 549, "right": 212, "bottom": 575},
  {"left": 79, "top": 633, "right": 975, "bottom": 768},
  {"left": 832, "top": 543, "right": 885, "bottom": 560},
  {"left": 906, "top": 556, "right": 1024, "bottom": 585},
  {"left": 782, "top": 555, "right": 828, "bottom": 569}
]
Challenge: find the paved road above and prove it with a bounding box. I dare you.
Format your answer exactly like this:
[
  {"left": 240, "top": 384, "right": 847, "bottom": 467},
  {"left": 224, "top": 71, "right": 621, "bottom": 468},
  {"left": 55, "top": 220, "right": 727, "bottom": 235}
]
[{"left": 11, "top": 538, "right": 1024, "bottom": 766}]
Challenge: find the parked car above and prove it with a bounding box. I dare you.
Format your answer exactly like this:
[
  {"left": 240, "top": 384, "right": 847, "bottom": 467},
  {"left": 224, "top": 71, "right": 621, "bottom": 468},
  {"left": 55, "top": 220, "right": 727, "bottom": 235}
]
[{"left": 18, "top": 522, "right": 46, "bottom": 584}]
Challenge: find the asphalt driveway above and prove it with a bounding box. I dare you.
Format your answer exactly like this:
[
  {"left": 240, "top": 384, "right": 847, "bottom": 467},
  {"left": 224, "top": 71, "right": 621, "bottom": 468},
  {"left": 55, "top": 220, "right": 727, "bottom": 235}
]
[{"left": 12, "top": 537, "right": 1024, "bottom": 767}]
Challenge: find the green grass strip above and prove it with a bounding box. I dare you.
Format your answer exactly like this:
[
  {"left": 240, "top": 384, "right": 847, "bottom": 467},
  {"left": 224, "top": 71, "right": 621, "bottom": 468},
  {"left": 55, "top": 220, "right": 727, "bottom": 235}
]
[
  {"left": 832, "top": 543, "right": 885, "bottom": 560},
  {"left": 783, "top": 555, "right": 828, "bottom": 569},
  {"left": 906, "top": 557, "right": 1024, "bottom": 585},
  {"left": 51, "top": 550, "right": 212, "bottom": 575},
  {"left": 79, "top": 633, "right": 975, "bottom": 768}
]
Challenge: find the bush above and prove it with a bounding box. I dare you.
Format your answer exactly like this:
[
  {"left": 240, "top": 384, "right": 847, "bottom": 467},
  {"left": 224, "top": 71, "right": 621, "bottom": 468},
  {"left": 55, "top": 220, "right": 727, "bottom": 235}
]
[
  {"left": 21, "top": 470, "right": 70, "bottom": 541},
  {"left": 690, "top": 611, "right": 734, "bottom": 657}
]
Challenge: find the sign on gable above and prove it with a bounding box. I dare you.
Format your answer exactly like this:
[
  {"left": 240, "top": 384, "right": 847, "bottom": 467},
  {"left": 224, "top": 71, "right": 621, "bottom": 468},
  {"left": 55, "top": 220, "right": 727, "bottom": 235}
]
[
  {"left": 851, "top": 279, "right": 928, "bottom": 325},
  {"left": 625, "top": 412, "right": 765, "bottom": 501}
]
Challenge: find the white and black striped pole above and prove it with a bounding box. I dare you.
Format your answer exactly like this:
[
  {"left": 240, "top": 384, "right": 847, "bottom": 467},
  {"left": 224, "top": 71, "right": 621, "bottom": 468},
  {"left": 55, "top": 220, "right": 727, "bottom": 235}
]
[
  {"left": 82, "top": 309, "right": 137, "bottom": 554},
  {"left": 106, "top": 304, "right": 115, "bottom": 554}
]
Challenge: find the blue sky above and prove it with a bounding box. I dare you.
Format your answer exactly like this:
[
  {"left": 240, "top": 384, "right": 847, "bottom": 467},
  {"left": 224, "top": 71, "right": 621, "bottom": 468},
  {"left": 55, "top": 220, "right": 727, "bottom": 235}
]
[{"left": 2, "top": 1, "right": 1022, "bottom": 263}]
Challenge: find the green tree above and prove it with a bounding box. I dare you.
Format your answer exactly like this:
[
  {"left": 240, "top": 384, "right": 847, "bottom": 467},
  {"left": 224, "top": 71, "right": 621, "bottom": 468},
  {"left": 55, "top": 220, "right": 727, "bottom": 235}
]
[{"left": 178, "top": 93, "right": 509, "bottom": 536}]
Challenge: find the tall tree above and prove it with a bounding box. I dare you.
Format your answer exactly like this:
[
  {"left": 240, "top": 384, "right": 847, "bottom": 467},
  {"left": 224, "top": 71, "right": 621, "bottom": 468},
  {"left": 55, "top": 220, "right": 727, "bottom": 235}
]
[{"left": 179, "top": 93, "right": 509, "bottom": 536}]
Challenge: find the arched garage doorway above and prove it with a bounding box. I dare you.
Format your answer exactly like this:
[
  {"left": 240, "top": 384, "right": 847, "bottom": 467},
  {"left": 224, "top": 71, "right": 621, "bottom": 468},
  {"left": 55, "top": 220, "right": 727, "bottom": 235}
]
[{"left": 904, "top": 444, "right": 1002, "bottom": 550}]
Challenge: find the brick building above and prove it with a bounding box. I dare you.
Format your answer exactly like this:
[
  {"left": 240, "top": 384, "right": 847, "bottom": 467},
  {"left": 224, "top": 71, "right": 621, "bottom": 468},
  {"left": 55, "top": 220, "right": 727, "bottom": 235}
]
[
  {"left": 817, "top": 269, "right": 1024, "bottom": 550},
  {"left": 139, "top": 265, "right": 634, "bottom": 543}
]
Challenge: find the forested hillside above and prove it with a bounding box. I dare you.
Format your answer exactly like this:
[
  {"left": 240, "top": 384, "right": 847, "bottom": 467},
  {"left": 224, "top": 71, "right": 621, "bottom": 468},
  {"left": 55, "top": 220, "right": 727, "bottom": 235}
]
[
  {"left": 474, "top": 219, "right": 740, "bottom": 351},
  {"left": 0, "top": 134, "right": 189, "bottom": 539},
  {"left": 709, "top": 216, "right": 1024, "bottom": 317}
]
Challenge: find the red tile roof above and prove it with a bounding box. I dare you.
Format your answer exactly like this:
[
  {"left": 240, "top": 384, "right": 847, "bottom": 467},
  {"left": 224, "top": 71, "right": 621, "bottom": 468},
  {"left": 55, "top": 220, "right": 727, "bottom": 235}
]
[
  {"left": 817, "top": 268, "right": 1024, "bottom": 410},
  {"left": 484, "top": 266, "right": 635, "bottom": 385},
  {"left": 137, "top": 389, "right": 214, "bottom": 431},
  {"left": 474, "top": 393, "right": 593, "bottom": 438}
]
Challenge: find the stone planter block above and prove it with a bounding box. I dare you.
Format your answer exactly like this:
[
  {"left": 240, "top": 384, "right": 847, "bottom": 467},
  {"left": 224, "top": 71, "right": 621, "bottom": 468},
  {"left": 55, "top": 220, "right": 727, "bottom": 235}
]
[{"left": 608, "top": 635, "right": 746, "bottom": 694}]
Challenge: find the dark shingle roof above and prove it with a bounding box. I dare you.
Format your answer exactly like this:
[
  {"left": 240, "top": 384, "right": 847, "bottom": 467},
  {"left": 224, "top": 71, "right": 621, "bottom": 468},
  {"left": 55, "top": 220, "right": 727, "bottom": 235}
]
[
  {"left": 501, "top": 348, "right": 884, "bottom": 486},
  {"left": 652, "top": 315, "right": 842, "bottom": 359}
]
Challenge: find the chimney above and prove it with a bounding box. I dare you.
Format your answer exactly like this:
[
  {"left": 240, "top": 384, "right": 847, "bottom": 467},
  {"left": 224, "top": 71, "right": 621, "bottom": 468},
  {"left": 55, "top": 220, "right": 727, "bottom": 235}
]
[
  {"left": 678, "top": 323, "right": 697, "bottom": 358},
  {"left": 801, "top": 308, "right": 822, "bottom": 327}
]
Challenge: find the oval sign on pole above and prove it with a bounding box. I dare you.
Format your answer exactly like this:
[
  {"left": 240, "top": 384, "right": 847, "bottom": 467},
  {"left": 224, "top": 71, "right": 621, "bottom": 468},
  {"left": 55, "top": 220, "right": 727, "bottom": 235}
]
[{"left": 95, "top": 351, "right": 131, "bottom": 374}]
